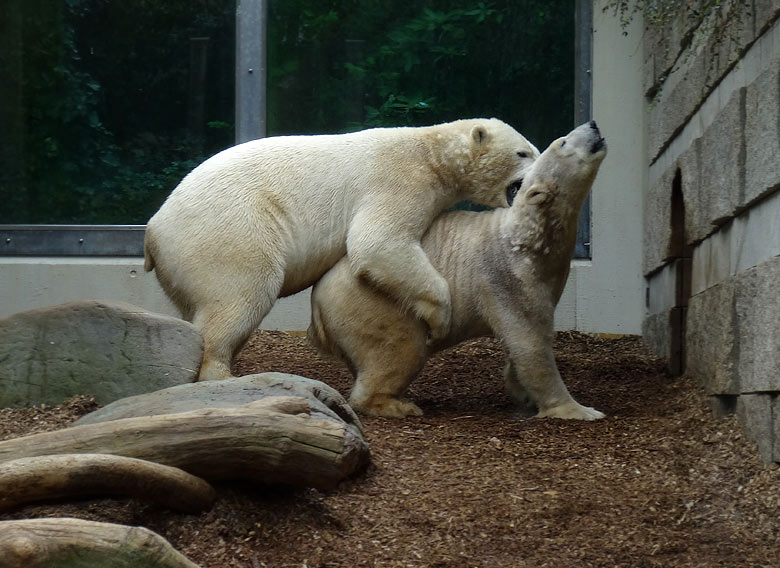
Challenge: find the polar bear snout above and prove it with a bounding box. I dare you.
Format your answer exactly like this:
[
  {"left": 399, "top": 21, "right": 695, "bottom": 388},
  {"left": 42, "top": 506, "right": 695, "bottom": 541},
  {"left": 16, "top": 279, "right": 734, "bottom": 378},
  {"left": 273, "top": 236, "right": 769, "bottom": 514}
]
[{"left": 588, "top": 120, "right": 606, "bottom": 154}]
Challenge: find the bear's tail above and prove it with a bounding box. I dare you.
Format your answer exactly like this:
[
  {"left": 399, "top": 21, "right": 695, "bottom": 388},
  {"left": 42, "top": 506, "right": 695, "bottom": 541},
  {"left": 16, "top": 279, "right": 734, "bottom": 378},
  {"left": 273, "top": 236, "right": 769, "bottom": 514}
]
[{"left": 143, "top": 234, "right": 155, "bottom": 272}]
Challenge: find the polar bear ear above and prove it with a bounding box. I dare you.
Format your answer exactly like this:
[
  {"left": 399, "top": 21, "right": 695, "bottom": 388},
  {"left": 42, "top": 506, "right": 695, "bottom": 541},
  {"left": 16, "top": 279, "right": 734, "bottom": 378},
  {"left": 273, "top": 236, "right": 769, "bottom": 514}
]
[
  {"left": 524, "top": 181, "right": 556, "bottom": 205},
  {"left": 470, "top": 125, "right": 490, "bottom": 154}
]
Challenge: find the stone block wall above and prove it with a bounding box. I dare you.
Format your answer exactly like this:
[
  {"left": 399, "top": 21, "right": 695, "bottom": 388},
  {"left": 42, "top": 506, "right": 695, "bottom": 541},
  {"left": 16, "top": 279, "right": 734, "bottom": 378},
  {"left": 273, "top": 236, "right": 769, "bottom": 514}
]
[{"left": 642, "top": 3, "right": 780, "bottom": 463}]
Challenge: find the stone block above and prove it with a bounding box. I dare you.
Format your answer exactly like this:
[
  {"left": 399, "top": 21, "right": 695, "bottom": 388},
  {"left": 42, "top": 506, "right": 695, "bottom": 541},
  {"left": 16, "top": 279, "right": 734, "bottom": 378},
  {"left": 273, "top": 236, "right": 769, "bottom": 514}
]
[
  {"left": 734, "top": 257, "right": 780, "bottom": 392},
  {"left": 691, "top": 222, "right": 732, "bottom": 295},
  {"left": 646, "top": 259, "right": 691, "bottom": 314},
  {"left": 677, "top": 138, "right": 703, "bottom": 244},
  {"left": 745, "top": 57, "right": 780, "bottom": 204},
  {"left": 713, "top": 1, "right": 758, "bottom": 80},
  {"left": 736, "top": 393, "right": 775, "bottom": 463},
  {"left": 0, "top": 300, "right": 202, "bottom": 407},
  {"left": 642, "top": 309, "right": 672, "bottom": 362},
  {"left": 642, "top": 305, "right": 685, "bottom": 375},
  {"left": 774, "top": 395, "right": 780, "bottom": 463},
  {"left": 710, "top": 394, "right": 738, "bottom": 418},
  {"left": 753, "top": 0, "right": 780, "bottom": 37},
  {"left": 643, "top": 7, "right": 700, "bottom": 87},
  {"left": 691, "top": 189, "right": 780, "bottom": 295},
  {"left": 688, "top": 87, "right": 745, "bottom": 242},
  {"left": 644, "top": 163, "right": 677, "bottom": 275},
  {"left": 646, "top": 261, "right": 676, "bottom": 315},
  {"left": 648, "top": 51, "right": 709, "bottom": 159},
  {"left": 686, "top": 280, "right": 738, "bottom": 395}
]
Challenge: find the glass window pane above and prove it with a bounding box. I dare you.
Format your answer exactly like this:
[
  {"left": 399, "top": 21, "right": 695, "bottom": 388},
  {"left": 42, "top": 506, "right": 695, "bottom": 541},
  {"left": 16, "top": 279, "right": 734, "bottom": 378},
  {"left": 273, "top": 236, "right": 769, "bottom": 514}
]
[
  {"left": 266, "top": 0, "right": 574, "bottom": 147},
  {"left": 2, "top": 0, "right": 577, "bottom": 231},
  {"left": 0, "top": 0, "right": 236, "bottom": 224}
]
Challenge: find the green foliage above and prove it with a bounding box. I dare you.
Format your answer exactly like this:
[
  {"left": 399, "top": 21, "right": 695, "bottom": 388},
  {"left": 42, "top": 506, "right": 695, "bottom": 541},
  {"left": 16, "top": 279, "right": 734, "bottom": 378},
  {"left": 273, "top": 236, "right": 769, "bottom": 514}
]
[
  {"left": 268, "top": 1, "right": 575, "bottom": 147},
  {"left": 2, "top": 0, "right": 575, "bottom": 224},
  {"left": 2, "top": 0, "right": 234, "bottom": 224}
]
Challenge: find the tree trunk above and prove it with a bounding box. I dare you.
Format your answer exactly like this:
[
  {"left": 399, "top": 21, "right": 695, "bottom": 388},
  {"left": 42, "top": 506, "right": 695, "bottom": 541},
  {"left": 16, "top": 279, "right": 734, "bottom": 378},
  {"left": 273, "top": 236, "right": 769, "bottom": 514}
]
[
  {"left": 0, "top": 454, "right": 215, "bottom": 513},
  {"left": 0, "top": 518, "right": 200, "bottom": 568},
  {"left": 0, "top": 397, "right": 369, "bottom": 490}
]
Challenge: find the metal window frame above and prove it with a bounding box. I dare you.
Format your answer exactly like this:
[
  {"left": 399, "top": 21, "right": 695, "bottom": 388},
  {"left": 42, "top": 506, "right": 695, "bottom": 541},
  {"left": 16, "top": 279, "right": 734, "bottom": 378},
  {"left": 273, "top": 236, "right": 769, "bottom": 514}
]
[
  {"left": 2, "top": 0, "right": 592, "bottom": 258},
  {"left": 574, "top": 0, "right": 593, "bottom": 259},
  {"left": 0, "top": 225, "right": 146, "bottom": 256}
]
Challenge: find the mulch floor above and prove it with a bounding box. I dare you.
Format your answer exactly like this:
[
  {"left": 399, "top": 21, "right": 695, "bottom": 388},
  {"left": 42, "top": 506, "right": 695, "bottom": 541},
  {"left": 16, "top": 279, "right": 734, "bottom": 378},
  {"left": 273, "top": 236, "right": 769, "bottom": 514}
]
[{"left": 1, "top": 330, "right": 779, "bottom": 567}]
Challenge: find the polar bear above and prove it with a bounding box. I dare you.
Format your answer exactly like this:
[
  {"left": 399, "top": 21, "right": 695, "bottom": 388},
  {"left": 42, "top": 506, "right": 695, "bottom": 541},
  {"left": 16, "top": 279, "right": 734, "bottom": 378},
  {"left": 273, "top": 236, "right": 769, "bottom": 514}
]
[
  {"left": 144, "top": 119, "right": 539, "bottom": 381},
  {"left": 308, "top": 121, "right": 607, "bottom": 420}
]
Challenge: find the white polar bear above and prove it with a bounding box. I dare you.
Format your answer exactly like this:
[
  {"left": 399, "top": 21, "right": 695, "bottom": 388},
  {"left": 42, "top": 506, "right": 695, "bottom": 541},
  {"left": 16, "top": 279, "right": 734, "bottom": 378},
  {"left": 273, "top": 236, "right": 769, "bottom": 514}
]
[
  {"left": 308, "top": 121, "right": 607, "bottom": 420},
  {"left": 144, "top": 119, "right": 539, "bottom": 381}
]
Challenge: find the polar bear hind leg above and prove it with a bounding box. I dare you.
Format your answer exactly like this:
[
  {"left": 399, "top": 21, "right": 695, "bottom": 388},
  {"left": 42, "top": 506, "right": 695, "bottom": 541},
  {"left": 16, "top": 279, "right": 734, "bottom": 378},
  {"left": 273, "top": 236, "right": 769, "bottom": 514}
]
[
  {"left": 192, "top": 262, "right": 285, "bottom": 381},
  {"left": 350, "top": 374, "right": 424, "bottom": 418},
  {"left": 345, "top": 325, "right": 428, "bottom": 418}
]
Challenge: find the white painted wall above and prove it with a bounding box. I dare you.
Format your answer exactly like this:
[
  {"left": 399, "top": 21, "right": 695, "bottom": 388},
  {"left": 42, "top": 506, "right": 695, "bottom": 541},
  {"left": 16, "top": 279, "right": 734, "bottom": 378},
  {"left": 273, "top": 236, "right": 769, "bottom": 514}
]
[
  {"left": 562, "top": 2, "right": 646, "bottom": 334},
  {"left": 0, "top": 3, "right": 646, "bottom": 333},
  {"left": 0, "top": 257, "right": 312, "bottom": 330}
]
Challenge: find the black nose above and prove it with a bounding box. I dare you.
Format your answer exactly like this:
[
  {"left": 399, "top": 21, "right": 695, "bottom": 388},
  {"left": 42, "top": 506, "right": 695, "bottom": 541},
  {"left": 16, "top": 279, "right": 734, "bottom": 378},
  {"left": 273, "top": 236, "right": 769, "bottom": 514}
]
[
  {"left": 506, "top": 180, "right": 523, "bottom": 206},
  {"left": 589, "top": 120, "right": 600, "bottom": 134}
]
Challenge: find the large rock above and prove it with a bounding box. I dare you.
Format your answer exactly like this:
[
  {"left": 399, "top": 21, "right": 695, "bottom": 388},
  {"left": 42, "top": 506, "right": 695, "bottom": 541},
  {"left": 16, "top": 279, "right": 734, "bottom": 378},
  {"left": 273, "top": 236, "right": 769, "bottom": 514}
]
[
  {"left": 0, "top": 300, "right": 202, "bottom": 407},
  {"left": 76, "top": 373, "right": 364, "bottom": 438}
]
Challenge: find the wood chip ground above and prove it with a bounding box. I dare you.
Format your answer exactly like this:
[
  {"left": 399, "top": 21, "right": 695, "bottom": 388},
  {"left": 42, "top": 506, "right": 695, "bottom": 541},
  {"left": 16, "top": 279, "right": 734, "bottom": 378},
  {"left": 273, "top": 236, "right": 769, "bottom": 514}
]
[{"left": 1, "top": 331, "right": 778, "bottom": 567}]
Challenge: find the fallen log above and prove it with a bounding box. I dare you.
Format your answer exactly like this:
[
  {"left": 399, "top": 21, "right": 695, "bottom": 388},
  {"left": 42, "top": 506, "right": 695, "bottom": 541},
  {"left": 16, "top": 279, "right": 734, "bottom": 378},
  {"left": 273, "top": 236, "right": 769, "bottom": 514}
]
[
  {"left": 0, "top": 396, "right": 369, "bottom": 490},
  {"left": 0, "top": 518, "right": 200, "bottom": 568},
  {"left": 0, "top": 454, "right": 215, "bottom": 513}
]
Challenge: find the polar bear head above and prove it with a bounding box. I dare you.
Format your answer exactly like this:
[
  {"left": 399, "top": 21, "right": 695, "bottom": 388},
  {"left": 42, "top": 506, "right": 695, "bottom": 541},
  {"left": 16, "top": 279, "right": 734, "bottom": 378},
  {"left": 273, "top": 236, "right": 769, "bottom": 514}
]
[
  {"left": 506, "top": 121, "right": 607, "bottom": 254},
  {"left": 520, "top": 120, "right": 606, "bottom": 212},
  {"left": 432, "top": 118, "right": 540, "bottom": 209}
]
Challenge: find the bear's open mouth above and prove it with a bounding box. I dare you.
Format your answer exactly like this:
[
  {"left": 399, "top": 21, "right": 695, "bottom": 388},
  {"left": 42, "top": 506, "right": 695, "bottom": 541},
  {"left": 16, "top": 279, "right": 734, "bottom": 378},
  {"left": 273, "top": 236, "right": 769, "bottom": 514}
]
[
  {"left": 506, "top": 179, "right": 523, "bottom": 206},
  {"left": 591, "top": 137, "right": 606, "bottom": 153}
]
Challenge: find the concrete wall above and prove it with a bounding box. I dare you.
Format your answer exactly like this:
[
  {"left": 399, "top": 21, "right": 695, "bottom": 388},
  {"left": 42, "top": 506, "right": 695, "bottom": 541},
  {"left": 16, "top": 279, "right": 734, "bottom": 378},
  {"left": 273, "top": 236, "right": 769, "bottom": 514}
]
[
  {"left": 0, "top": 257, "right": 312, "bottom": 330},
  {"left": 642, "top": 3, "right": 780, "bottom": 463}
]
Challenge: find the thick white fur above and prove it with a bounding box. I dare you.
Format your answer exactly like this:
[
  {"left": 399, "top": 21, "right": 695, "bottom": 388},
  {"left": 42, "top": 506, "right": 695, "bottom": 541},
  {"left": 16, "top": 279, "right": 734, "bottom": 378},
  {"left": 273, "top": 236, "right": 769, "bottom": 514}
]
[
  {"left": 309, "top": 121, "right": 607, "bottom": 420},
  {"left": 145, "top": 119, "right": 538, "bottom": 380}
]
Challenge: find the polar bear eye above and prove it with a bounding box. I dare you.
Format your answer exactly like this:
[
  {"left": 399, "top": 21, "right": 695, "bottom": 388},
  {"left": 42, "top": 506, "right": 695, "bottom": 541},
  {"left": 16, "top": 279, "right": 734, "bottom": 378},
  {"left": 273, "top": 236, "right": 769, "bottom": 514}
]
[
  {"left": 560, "top": 140, "right": 566, "bottom": 148},
  {"left": 517, "top": 151, "right": 530, "bottom": 159}
]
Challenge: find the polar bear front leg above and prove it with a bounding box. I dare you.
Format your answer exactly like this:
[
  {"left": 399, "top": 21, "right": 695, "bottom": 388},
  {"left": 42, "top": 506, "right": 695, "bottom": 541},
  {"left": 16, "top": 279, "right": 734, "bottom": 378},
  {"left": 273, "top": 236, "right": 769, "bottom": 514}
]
[
  {"left": 347, "top": 225, "right": 452, "bottom": 343},
  {"left": 503, "top": 361, "right": 537, "bottom": 414},
  {"left": 496, "top": 316, "right": 605, "bottom": 421}
]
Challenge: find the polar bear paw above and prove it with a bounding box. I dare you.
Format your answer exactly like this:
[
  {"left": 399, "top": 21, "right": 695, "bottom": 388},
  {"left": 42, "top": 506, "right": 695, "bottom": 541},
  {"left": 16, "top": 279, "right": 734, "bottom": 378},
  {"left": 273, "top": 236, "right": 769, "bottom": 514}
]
[
  {"left": 351, "top": 395, "right": 423, "bottom": 418},
  {"left": 425, "top": 313, "right": 452, "bottom": 346},
  {"left": 536, "top": 401, "right": 605, "bottom": 421}
]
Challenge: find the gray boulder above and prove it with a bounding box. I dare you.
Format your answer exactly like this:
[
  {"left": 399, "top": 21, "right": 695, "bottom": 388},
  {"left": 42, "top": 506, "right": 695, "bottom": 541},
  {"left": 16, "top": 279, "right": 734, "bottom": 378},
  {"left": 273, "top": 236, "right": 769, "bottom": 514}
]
[
  {"left": 0, "top": 300, "right": 202, "bottom": 408},
  {"left": 76, "top": 373, "right": 364, "bottom": 437}
]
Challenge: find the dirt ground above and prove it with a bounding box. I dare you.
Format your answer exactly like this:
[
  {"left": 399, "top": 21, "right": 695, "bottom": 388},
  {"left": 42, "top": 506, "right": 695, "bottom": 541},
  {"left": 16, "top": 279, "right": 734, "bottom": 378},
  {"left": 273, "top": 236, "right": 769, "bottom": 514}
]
[{"left": 1, "top": 330, "right": 779, "bottom": 568}]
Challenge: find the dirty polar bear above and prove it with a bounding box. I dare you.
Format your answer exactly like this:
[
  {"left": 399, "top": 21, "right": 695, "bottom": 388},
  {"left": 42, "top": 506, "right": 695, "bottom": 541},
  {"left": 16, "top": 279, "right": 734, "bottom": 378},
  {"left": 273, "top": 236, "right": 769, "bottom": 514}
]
[
  {"left": 309, "top": 121, "right": 607, "bottom": 420},
  {"left": 145, "top": 119, "right": 539, "bottom": 381}
]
